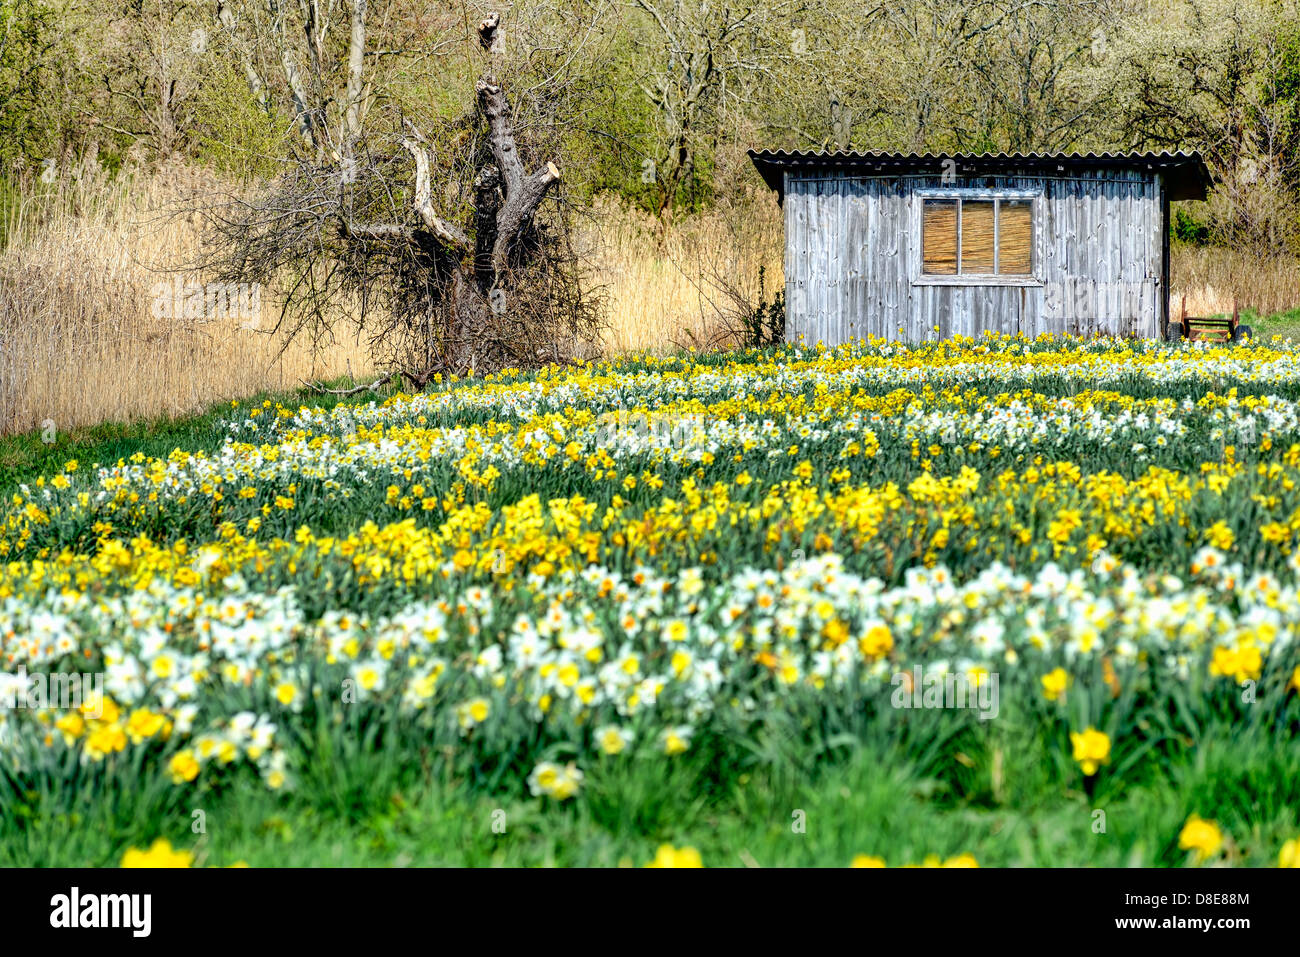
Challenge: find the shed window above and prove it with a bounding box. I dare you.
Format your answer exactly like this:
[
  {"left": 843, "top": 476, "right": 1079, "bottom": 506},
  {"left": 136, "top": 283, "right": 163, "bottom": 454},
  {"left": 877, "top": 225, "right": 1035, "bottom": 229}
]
[{"left": 922, "top": 196, "right": 1034, "bottom": 277}]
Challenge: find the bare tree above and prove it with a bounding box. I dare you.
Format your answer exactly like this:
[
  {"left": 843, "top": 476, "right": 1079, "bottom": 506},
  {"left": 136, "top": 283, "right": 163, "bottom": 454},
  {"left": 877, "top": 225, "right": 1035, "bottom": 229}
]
[
  {"left": 630, "top": 0, "right": 798, "bottom": 223},
  {"left": 201, "top": 6, "right": 603, "bottom": 382},
  {"left": 962, "top": 0, "right": 1126, "bottom": 152},
  {"left": 1109, "top": 0, "right": 1300, "bottom": 252},
  {"left": 93, "top": 0, "right": 208, "bottom": 158}
]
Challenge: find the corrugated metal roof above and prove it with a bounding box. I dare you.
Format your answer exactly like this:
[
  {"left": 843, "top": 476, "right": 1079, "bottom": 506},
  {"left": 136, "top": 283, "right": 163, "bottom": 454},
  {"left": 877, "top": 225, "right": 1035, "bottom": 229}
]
[{"left": 748, "top": 149, "right": 1211, "bottom": 202}]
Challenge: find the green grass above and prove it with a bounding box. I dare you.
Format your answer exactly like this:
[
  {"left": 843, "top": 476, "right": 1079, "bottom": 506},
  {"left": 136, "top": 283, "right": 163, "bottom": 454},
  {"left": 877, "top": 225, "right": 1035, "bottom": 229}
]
[
  {"left": 5, "top": 730, "right": 1294, "bottom": 867},
  {"left": 1228, "top": 306, "right": 1300, "bottom": 341},
  {"left": 0, "top": 377, "right": 393, "bottom": 497}
]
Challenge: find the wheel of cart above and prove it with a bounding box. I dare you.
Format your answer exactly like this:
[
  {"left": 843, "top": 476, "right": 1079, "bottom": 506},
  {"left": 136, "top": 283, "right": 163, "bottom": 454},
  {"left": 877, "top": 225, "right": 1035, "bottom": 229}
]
[{"left": 1175, "top": 296, "right": 1249, "bottom": 345}]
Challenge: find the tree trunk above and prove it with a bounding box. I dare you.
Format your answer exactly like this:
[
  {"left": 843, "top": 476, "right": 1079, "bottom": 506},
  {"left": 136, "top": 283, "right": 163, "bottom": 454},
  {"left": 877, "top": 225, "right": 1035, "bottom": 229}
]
[{"left": 342, "top": 11, "right": 563, "bottom": 377}]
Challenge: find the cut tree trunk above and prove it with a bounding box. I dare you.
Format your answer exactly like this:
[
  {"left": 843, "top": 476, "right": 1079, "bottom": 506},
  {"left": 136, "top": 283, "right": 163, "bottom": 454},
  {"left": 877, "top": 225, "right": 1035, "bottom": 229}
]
[{"left": 341, "top": 11, "right": 562, "bottom": 376}]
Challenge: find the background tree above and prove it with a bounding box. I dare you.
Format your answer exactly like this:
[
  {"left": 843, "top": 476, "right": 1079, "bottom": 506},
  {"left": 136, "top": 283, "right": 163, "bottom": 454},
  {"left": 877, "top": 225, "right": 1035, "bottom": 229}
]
[
  {"left": 629, "top": 0, "right": 800, "bottom": 222},
  {"left": 1109, "top": 0, "right": 1300, "bottom": 251},
  {"left": 5, "top": 0, "right": 1300, "bottom": 288},
  {"left": 0, "top": 0, "right": 61, "bottom": 168}
]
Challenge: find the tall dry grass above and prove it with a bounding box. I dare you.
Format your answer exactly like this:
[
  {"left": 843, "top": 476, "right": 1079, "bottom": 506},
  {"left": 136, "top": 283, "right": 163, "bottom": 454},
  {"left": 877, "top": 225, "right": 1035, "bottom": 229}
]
[
  {"left": 588, "top": 195, "right": 784, "bottom": 355},
  {"left": 0, "top": 165, "right": 371, "bottom": 436},
  {"left": 0, "top": 170, "right": 783, "bottom": 437},
  {"left": 1170, "top": 245, "right": 1299, "bottom": 317}
]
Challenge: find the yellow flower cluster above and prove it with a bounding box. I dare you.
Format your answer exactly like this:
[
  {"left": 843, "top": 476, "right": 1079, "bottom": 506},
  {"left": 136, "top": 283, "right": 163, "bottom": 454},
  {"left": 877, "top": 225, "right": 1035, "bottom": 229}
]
[{"left": 1, "top": 333, "right": 1298, "bottom": 853}]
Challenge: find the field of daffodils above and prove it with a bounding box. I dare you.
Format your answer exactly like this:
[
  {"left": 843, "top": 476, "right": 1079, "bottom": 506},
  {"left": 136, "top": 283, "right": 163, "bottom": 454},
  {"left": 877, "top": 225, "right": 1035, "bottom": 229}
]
[{"left": 3, "top": 334, "right": 1299, "bottom": 867}]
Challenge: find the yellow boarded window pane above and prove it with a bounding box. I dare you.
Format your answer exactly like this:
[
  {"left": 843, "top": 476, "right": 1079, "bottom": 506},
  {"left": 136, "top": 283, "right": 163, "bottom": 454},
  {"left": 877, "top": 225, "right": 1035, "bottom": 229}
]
[
  {"left": 923, "top": 200, "right": 957, "bottom": 274},
  {"left": 960, "top": 200, "right": 995, "bottom": 273},
  {"left": 998, "top": 199, "right": 1033, "bottom": 274}
]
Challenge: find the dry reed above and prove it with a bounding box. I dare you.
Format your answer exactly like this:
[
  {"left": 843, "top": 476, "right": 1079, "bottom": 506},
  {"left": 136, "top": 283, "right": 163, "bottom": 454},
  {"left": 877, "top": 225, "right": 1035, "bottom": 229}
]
[
  {"left": 0, "top": 165, "right": 372, "bottom": 436},
  {"left": 2, "top": 168, "right": 1296, "bottom": 438},
  {"left": 587, "top": 195, "right": 784, "bottom": 354},
  {"left": 1170, "top": 245, "right": 1299, "bottom": 317}
]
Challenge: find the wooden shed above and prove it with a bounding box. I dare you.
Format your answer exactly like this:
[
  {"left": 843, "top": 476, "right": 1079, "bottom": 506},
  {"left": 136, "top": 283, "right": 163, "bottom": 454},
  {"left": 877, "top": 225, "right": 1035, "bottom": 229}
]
[{"left": 748, "top": 150, "right": 1211, "bottom": 343}]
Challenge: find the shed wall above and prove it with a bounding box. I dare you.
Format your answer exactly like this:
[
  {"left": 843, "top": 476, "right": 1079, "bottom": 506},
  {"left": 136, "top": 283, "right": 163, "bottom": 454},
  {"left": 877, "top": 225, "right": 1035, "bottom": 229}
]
[{"left": 782, "top": 171, "right": 1164, "bottom": 343}]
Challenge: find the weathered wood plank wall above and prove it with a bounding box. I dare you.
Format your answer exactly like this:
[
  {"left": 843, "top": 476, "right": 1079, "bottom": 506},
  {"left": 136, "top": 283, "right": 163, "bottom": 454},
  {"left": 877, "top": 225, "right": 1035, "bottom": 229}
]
[{"left": 783, "top": 170, "right": 1164, "bottom": 344}]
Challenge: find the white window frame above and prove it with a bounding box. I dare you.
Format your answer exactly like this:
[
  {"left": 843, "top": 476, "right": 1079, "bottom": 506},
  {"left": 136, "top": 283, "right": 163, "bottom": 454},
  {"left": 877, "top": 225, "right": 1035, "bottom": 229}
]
[{"left": 911, "top": 187, "right": 1044, "bottom": 287}]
